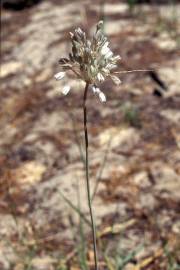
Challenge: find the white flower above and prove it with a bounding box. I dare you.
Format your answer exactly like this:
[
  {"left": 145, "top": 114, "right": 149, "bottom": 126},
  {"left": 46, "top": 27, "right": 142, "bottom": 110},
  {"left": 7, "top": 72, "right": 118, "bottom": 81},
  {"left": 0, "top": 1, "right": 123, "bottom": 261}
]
[
  {"left": 113, "top": 55, "right": 121, "bottom": 61},
  {"left": 97, "top": 73, "right": 104, "bottom": 82},
  {"left": 110, "top": 75, "right": 121, "bottom": 85},
  {"left": 92, "top": 86, "right": 100, "bottom": 94},
  {"left": 54, "top": 21, "right": 122, "bottom": 102},
  {"left": 92, "top": 86, "right": 106, "bottom": 102},
  {"left": 99, "top": 91, "right": 106, "bottom": 102},
  {"left": 54, "top": 71, "right": 65, "bottom": 80},
  {"left": 76, "top": 27, "right": 84, "bottom": 35},
  {"left": 101, "top": 42, "right": 110, "bottom": 55},
  {"left": 104, "top": 50, "right": 113, "bottom": 59},
  {"left": 62, "top": 85, "right": 71, "bottom": 95},
  {"left": 106, "top": 63, "right": 117, "bottom": 70}
]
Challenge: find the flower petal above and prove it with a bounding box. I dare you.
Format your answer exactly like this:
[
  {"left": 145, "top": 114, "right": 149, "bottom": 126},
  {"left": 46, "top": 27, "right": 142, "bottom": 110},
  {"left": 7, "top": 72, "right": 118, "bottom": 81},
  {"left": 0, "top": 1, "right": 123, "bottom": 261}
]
[
  {"left": 54, "top": 72, "right": 65, "bottom": 80},
  {"left": 97, "top": 73, "right": 104, "bottom": 82},
  {"left": 104, "top": 50, "right": 113, "bottom": 59},
  {"left": 92, "top": 86, "right": 100, "bottom": 94},
  {"left": 69, "top": 32, "right": 74, "bottom": 38},
  {"left": 92, "top": 86, "right": 106, "bottom": 102},
  {"left": 62, "top": 85, "right": 71, "bottom": 95},
  {"left": 96, "top": 20, "right": 104, "bottom": 32},
  {"left": 76, "top": 27, "right": 83, "bottom": 35},
  {"left": 111, "top": 75, "right": 121, "bottom": 85},
  {"left": 99, "top": 91, "right": 106, "bottom": 102},
  {"left": 101, "top": 42, "right": 110, "bottom": 55},
  {"left": 112, "top": 55, "right": 121, "bottom": 61},
  {"left": 106, "top": 63, "right": 117, "bottom": 70}
]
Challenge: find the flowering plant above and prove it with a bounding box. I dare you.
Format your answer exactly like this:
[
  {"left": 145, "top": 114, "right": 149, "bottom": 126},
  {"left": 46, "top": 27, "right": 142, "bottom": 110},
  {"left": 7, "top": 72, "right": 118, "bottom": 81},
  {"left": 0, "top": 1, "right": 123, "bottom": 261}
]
[
  {"left": 54, "top": 20, "right": 121, "bottom": 102},
  {"left": 54, "top": 21, "right": 124, "bottom": 270},
  {"left": 54, "top": 21, "right": 150, "bottom": 269}
]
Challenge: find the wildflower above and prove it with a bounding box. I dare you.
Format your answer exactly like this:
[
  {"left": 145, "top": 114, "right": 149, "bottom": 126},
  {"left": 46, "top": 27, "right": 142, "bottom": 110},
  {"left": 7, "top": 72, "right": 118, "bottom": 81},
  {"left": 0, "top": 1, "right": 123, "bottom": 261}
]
[
  {"left": 62, "top": 85, "right": 71, "bottom": 95},
  {"left": 54, "top": 21, "right": 121, "bottom": 102},
  {"left": 92, "top": 86, "right": 106, "bottom": 102},
  {"left": 54, "top": 71, "right": 65, "bottom": 80}
]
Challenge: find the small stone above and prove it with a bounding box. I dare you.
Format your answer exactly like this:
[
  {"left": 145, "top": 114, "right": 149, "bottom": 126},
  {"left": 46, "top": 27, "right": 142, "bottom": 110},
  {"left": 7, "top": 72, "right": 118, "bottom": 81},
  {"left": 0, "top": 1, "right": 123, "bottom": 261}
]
[
  {"left": 13, "top": 161, "right": 46, "bottom": 187},
  {"left": 0, "top": 62, "right": 22, "bottom": 78},
  {"left": 98, "top": 127, "right": 139, "bottom": 151},
  {"left": 31, "top": 256, "right": 55, "bottom": 270},
  {"left": 133, "top": 171, "right": 151, "bottom": 188}
]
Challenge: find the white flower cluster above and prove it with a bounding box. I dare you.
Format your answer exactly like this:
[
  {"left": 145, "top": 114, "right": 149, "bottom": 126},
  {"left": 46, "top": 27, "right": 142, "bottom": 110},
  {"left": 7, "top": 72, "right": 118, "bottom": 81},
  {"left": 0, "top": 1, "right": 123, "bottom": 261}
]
[{"left": 54, "top": 21, "right": 121, "bottom": 102}]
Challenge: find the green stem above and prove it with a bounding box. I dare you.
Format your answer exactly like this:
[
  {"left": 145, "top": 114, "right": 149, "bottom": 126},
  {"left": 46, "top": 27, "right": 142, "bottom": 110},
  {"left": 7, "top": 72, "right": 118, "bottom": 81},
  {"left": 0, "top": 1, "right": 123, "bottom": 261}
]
[{"left": 83, "top": 82, "right": 98, "bottom": 270}]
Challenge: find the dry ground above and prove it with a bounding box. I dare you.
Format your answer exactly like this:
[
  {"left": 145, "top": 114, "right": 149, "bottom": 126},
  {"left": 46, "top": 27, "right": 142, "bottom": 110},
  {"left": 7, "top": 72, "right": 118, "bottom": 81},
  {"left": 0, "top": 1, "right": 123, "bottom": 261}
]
[{"left": 0, "top": 0, "right": 180, "bottom": 269}]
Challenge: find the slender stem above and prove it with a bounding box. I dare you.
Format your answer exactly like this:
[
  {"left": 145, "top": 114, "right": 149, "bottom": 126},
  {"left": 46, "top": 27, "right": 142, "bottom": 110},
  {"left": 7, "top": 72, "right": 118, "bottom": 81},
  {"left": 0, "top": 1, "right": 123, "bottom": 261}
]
[
  {"left": 114, "top": 69, "right": 153, "bottom": 74},
  {"left": 83, "top": 82, "right": 98, "bottom": 270}
]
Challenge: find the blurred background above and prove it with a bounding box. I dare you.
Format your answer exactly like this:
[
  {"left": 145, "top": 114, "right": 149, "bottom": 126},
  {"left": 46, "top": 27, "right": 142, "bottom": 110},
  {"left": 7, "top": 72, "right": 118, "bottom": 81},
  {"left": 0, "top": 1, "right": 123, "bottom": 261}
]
[{"left": 0, "top": 0, "right": 180, "bottom": 269}]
